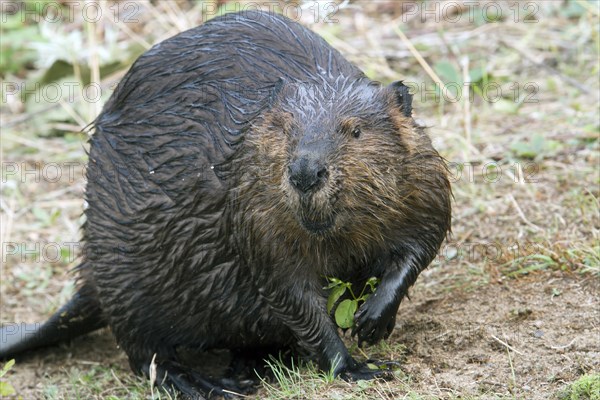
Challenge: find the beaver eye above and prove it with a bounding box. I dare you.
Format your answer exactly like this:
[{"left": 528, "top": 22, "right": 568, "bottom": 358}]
[{"left": 351, "top": 127, "right": 361, "bottom": 139}]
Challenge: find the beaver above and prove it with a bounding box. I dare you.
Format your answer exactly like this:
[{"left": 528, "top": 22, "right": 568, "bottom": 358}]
[{"left": 0, "top": 10, "right": 451, "bottom": 399}]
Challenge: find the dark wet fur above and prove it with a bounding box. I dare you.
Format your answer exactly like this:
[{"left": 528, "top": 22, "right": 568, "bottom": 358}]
[{"left": 0, "top": 11, "right": 451, "bottom": 399}]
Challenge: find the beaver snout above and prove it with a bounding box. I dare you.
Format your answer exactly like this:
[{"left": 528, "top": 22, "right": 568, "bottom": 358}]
[{"left": 288, "top": 156, "right": 329, "bottom": 194}]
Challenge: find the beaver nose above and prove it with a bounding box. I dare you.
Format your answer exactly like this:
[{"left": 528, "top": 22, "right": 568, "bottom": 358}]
[{"left": 288, "top": 158, "right": 328, "bottom": 194}]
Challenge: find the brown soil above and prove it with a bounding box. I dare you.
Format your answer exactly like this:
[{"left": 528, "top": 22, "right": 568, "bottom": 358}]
[{"left": 394, "top": 273, "right": 599, "bottom": 399}]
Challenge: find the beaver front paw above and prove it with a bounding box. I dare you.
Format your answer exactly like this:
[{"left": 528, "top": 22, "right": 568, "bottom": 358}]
[{"left": 352, "top": 294, "right": 399, "bottom": 347}]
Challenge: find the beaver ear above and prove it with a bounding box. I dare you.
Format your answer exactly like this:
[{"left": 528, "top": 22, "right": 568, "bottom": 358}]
[{"left": 386, "top": 81, "right": 413, "bottom": 118}]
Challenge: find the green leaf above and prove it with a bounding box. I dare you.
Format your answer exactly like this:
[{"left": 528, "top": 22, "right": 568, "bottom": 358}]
[
  {"left": 39, "top": 60, "right": 124, "bottom": 88},
  {"left": 365, "top": 277, "right": 379, "bottom": 292},
  {"left": 49, "top": 209, "right": 61, "bottom": 225},
  {"left": 530, "top": 134, "right": 546, "bottom": 154},
  {"left": 324, "top": 277, "right": 343, "bottom": 289},
  {"left": 39, "top": 60, "right": 74, "bottom": 86},
  {"left": 469, "top": 67, "right": 485, "bottom": 84},
  {"left": 0, "top": 359, "right": 16, "bottom": 396},
  {"left": 335, "top": 299, "right": 358, "bottom": 329},
  {"left": 434, "top": 61, "right": 462, "bottom": 86},
  {"left": 0, "top": 359, "right": 15, "bottom": 378},
  {"left": 327, "top": 285, "right": 346, "bottom": 314},
  {"left": 0, "top": 381, "right": 16, "bottom": 396},
  {"left": 528, "top": 254, "right": 557, "bottom": 266},
  {"left": 31, "top": 207, "right": 50, "bottom": 225},
  {"left": 511, "top": 142, "right": 537, "bottom": 159}
]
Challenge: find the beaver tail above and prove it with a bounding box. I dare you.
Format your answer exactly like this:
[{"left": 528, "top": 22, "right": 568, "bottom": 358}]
[{"left": 0, "top": 281, "right": 106, "bottom": 359}]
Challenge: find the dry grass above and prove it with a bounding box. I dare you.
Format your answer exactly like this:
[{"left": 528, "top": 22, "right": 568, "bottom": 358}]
[{"left": 1, "top": 1, "right": 598, "bottom": 399}]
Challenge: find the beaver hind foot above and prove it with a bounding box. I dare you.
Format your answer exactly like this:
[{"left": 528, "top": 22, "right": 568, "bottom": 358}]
[{"left": 152, "top": 361, "right": 257, "bottom": 400}]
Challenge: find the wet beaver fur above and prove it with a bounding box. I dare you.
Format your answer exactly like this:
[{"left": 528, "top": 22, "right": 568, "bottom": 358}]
[{"left": 0, "top": 10, "right": 451, "bottom": 399}]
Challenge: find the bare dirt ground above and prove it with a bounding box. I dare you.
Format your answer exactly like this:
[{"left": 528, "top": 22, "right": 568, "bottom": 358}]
[
  {"left": 1, "top": 1, "right": 598, "bottom": 399},
  {"left": 395, "top": 274, "right": 599, "bottom": 398}
]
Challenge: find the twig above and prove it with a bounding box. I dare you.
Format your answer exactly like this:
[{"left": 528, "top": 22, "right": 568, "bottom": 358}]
[
  {"left": 110, "top": 368, "right": 128, "bottom": 391},
  {"left": 144, "top": 0, "right": 177, "bottom": 33},
  {"left": 491, "top": 334, "right": 524, "bottom": 355},
  {"left": 364, "top": 23, "right": 397, "bottom": 79},
  {"left": 507, "top": 193, "right": 544, "bottom": 232},
  {"left": 164, "top": 0, "right": 191, "bottom": 32},
  {"left": 87, "top": 0, "right": 102, "bottom": 120},
  {"left": 0, "top": 196, "right": 15, "bottom": 253},
  {"left": 222, "top": 389, "right": 249, "bottom": 398},
  {"left": 432, "top": 330, "right": 450, "bottom": 340},
  {"left": 502, "top": 330, "right": 518, "bottom": 390},
  {"left": 546, "top": 338, "right": 577, "bottom": 350},
  {"left": 104, "top": 4, "right": 152, "bottom": 49},
  {"left": 58, "top": 98, "right": 88, "bottom": 129},
  {"left": 392, "top": 25, "right": 445, "bottom": 88},
  {"left": 357, "top": 347, "right": 369, "bottom": 359},
  {"left": 461, "top": 55, "right": 472, "bottom": 158},
  {"left": 1, "top": 132, "right": 49, "bottom": 150}
]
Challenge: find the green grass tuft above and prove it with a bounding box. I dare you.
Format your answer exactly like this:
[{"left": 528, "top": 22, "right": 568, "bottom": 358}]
[{"left": 557, "top": 374, "right": 600, "bottom": 400}]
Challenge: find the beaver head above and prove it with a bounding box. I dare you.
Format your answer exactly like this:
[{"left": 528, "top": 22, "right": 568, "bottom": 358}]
[{"left": 239, "top": 78, "right": 450, "bottom": 264}]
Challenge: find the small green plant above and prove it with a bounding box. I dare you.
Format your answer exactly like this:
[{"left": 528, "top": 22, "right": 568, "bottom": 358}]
[
  {"left": 557, "top": 373, "right": 600, "bottom": 400},
  {"left": 0, "top": 359, "right": 17, "bottom": 397},
  {"left": 325, "top": 277, "right": 379, "bottom": 329}
]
